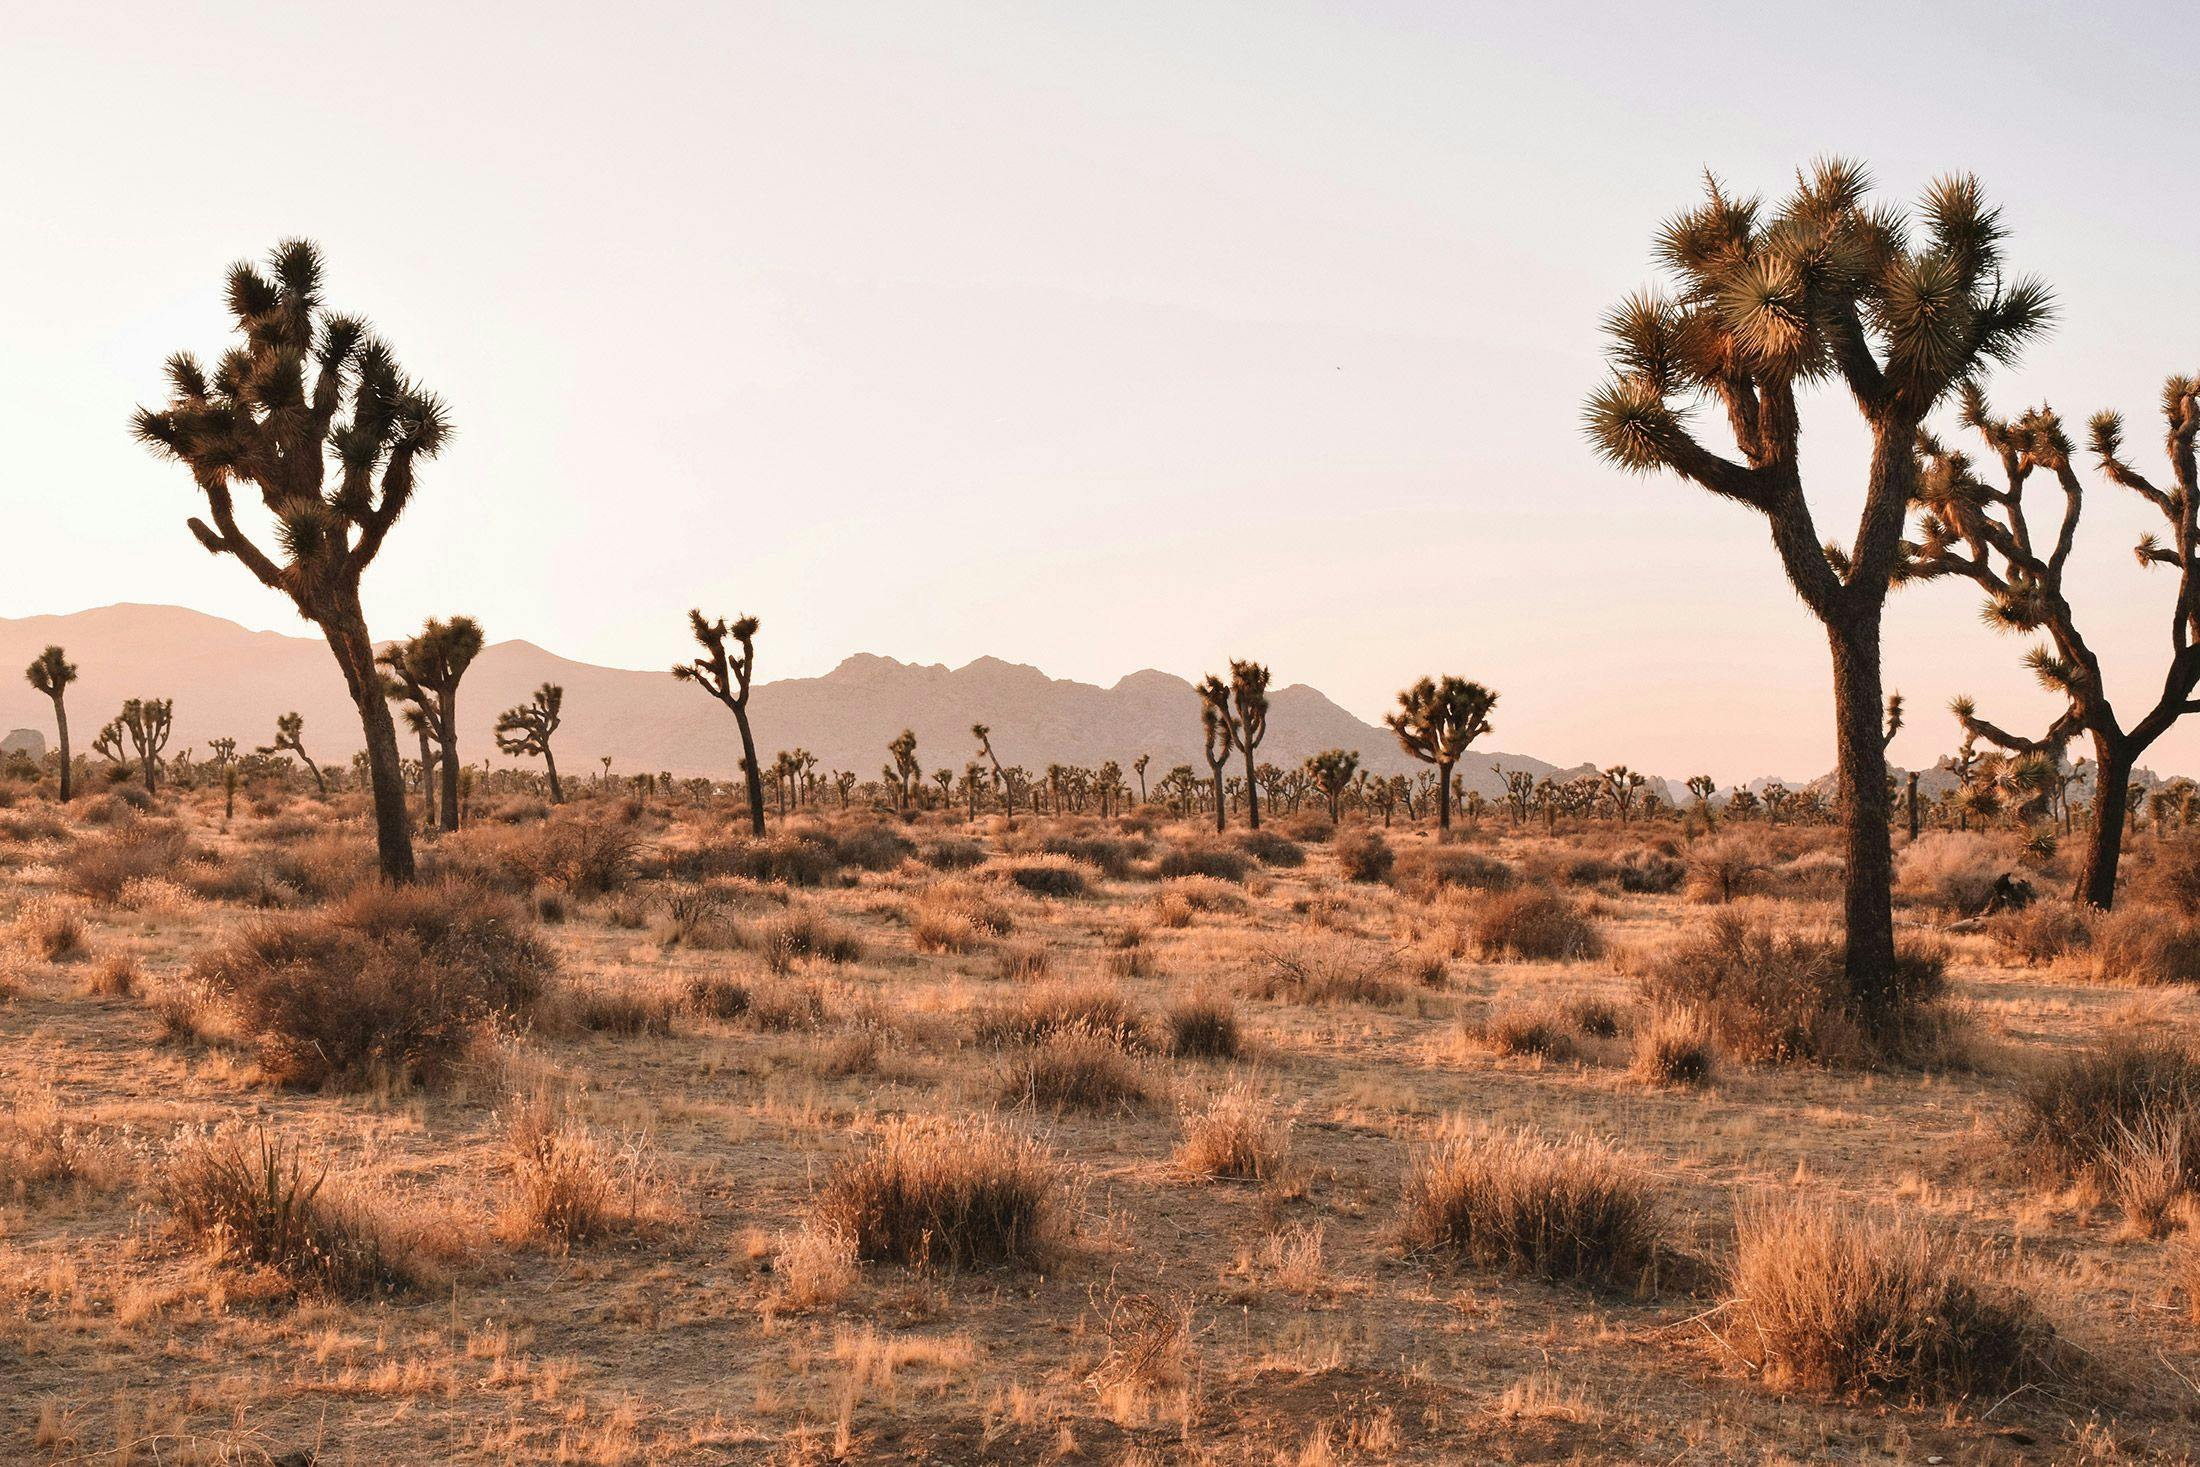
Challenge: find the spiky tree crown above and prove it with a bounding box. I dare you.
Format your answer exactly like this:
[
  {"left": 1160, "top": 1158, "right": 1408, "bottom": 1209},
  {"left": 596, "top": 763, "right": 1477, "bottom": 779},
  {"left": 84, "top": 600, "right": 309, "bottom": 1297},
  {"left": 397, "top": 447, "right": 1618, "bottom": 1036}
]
[
  {"left": 672, "top": 609, "right": 759, "bottom": 708},
  {"left": 25, "top": 645, "right": 76, "bottom": 698},
  {"left": 1385, "top": 676, "right": 1498, "bottom": 765},
  {"left": 132, "top": 240, "right": 451, "bottom": 611},
  {"left": 495, "top": 683, "right": 563, "bottom": 756}
]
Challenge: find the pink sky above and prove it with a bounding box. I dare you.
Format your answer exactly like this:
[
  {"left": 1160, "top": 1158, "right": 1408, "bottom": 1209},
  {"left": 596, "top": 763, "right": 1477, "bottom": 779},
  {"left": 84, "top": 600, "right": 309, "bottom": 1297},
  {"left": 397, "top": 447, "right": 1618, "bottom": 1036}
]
[{"left": 4, "top": 2, "right": 2196, "bottom": 785}]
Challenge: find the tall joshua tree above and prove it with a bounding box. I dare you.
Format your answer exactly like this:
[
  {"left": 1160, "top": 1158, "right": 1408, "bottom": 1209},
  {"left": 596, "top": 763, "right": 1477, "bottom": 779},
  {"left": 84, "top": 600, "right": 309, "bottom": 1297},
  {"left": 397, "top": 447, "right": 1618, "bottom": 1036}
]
[
  {"left": 972, "top": 723, "right": 1015, "bottom": 815},
  {"left": 1226, "top": 661, "right": 1271, "bottom": 830},
  {"left": 1198, "top": 675, "right": 1236, "bottom": 834},
  {"left": 1904, "top": 379, "right": 2200, "bottom": 907},
  {"left": 1386, "top": 676, "right": 1497, "bottom": 834},
  {"left": 24, "top": 646, "right": 76, "bottom": 803},
  {"left": 1585, "top": 162, "right": 2052, "bottom": 1015},
  {"left": 888, "top": 729, "right": 921, "bottom": 810},
  {"left": 376, "top": 617, "right": 483, "bottom": 832},
  {"left": 261, "top": 711, "right": 327, "bottom": 795},
  {"left": 134, "top": 240, "right": 450, "bottom": 883},
  {"left": 672, "top": 611, "right": 766, "bottom": 836},
  {"left": 494, "top": 683, "right": 565, "bottom": 803}
]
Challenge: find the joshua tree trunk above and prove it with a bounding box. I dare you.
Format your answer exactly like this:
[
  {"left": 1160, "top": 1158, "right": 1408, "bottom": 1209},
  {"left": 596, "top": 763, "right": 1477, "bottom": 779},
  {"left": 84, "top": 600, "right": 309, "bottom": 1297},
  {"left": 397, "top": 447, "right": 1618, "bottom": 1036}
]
[
  {"left": 543, "top": 747, "right": 562, "bottom": 804},
  {"left": 50, "top": 697, "right": 72, "bottom": 803},
  {"left": 1435, "top": 760, "right": 1455, "bottom": 833},
  {"left": 300, "top": 750, "right": 326, "bottom": 795},
  {"left": 1905, "top": 772, "right": 1920, "bottom": 840},
  {"left": 733, "top": 707, "right": 765, "bottom": 836},
  {"left": 323, "top": 611, "right": 417, "bottom": 883},
  {"left": 1243, "top": 747, "right": 1260, "bottom": 831},
  {"left": 2081, "top": 735, "right": 2134, "bottom": 911},
  {"left": 416, "top": 726, "right": 438, "bottom": 829},
  {"left": 1829, "top": 615, "right": 1897, "bottom": 1016},
  {"left": 1210, "top": 770, "right": 1226, "bottom": 833},
  {"left": 437, "top": 688, "right": 462, "bottom": 831}
]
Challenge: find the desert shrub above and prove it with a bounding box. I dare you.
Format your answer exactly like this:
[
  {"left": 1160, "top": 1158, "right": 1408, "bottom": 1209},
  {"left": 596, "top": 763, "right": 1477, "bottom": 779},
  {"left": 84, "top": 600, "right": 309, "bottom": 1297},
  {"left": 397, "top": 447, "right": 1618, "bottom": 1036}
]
[
  {"left": 499, "top": 1091, "right": 668, "bottom": 1248},
  {"left": 766, "top": 1221, "right": 858, "bottom": 1313},
  {"left": 1986, "top": 900, "right": 2094, "bottom": 966},
  {"left": 1166, "top": 995, "right": 1243, "bottom": 1059},
  {"left": 668, "top": 833, "right": 840, "bottom": 887},
  {"left": 812, "top": 1116, "right": 1065, "bottom": 1269},
  {"left": 1684, "top": 837, "right": 1767, "bottom": 904},
  {"left": 998, "top": 857, "right": 1089, "bottom": 898},
  {"left": 741, "top": 978, "right": 830, "bottom": 1031},
  {"left": 754, "top": 909, "right": 863, "bottom": 971},
  {"left": 63, "top": 823, "right": 194, "bottom": 902},
  {"left": 974, "top": 981, "right": 1152, "bottom": 1051},
  {"left": 1563, "top": 996, "right": 1624, "bottom": 1037},
  {"left": 1104, "top": 926, "right": 1154, "bottom": 978},
  {"left": 2092, "top": 903, "right": 2200, "bottom": 985},
  {"left": 1156, "top": 844, "right": 1252, "bottom": 883},
  {"left": 12, "top": 896, "right": 86, "bottom": 962},
  {"left": 1236, "top": 829, "right": 1304, "bottom": 868},
  {"left": 1151, "top": 876, "right": 1246, "bottom": 929},
  {"left": 686, "top": 974, "right": 753, "bottom": 1020},
  {"left": 1243, "top": 940, "right": 1404, "bottom": 1006},
  {"left": 1469, "top": 886, "right": 1603, "bottom": 962},
  {"left": 830, "top": 822, "right": 916, "bottom": 872},
  {"left": 1037, "top": 833, "right": 1138, "bottom": 878},
  {"left": 923, "top": 837, "right": 987, "bottom": 871},
  {"left": 564, "top": 982, "right": 679, "bottom": 1035},
  {"left": 1726, "top": 1199, "right": 2056, "bottom": 1401},
  {"left": 1615, "top": 847, "right": 1686, "bottom": 894},
  {"left": 1002, "top": 1027, "right": 1150, "bottom": 1112},
  {"left": 2140, "top": 836, "right": 2200, "bottom": 909},
  {"left": 188, "top": 880, "right": 553, "bottom": 1089},
  {"left": 1476, "top": 1002, "right": 1577, "bottom": 1060},
  {"left": 85, "top": 952, "right": 139, "bottom": 998},
  {"left": 522, "top": 819, "right": 644, "bottom": 895},
  {"left": 226, "top": 832, "right": 377, "bottom": 904},
  {"left": 1396, "top": 845, "right": 1515, "bottom": 895},
  {"left": 1896, "top": 832, "right": 2011, "bottom": 915},
  {"left": 1637, "top": 913, "right": 1947, "bottom": 1067},
  {"left": 908, "top": 880, "right": 1014, "bottom": 952},
  {"left": 2009, "top": 1039, "right": 2200, "bottom": 1184},
  {"left": 161, "top": 1127, "right": 421, "bottom": 1296},
  {"left": 1400, "top": 1127, "right": 1663, "bottom": 1290},
  {"left": 1334, "top": 829, "right": 1394, "bottom": 884},
  {"left": 1174, "top": 1083, "right": 1289, "bottom": 1179},
  {"left": 0, "top": 1087, "right": 120, "bottom": 1197},
  {"left": 1631, "top": 1006, "right": 1715, "bottom": 1087},
  {"left": 993, "top": 941, "right": 1051, "bottom": 982}
]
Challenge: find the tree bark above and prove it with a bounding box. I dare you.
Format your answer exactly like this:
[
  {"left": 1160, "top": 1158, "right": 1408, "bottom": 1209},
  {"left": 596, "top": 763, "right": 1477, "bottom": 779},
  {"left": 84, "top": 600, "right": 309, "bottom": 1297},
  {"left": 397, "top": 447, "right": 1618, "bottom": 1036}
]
[
  {"left": 1435, "top": 761, "right": 1454, "bottom": 834},
  {"left": 321, "top": 609, "right": 416, "bottom": 883},
  {"left": 437, "top": 689, "right": 461, "bottom": 832},
  {"left": 1210, "top": 767, "right": 1226, "bottom": 833},
  {"left": 1243, "top": 746, "right": 1260, "bottom": 831},
  {"left": 1829, "top": 615, "right": 1897, "bottom": 1015},
  {"left": 2078, "top": 734, "right": 2133, "bottom": 910},
  {"left": 51, "top": 697, "right": 71, "bottom": 803},
  {"left": 544, "top": 747, "right": 562, "bottom": 804},
  {"left": 731, "top": 705, "right": 766, "bottom": 836}
]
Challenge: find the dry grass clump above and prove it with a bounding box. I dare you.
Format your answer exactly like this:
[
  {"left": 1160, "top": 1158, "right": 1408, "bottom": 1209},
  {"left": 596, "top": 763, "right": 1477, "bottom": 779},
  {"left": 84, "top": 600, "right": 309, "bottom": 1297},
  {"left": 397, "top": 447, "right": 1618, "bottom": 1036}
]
[
  {"left": 1475, "top": 1002, "right": 1579, "bottom": 1060},
  {"left": 1400, "top": 1126, "right": 1663, "bottom": 1290},
  {"left": 161, "top": 1127, "right": 423, "bottom": 1296},
  {"left": 12, "top": 894, "right": 86, "bottom": 962},
  {"left": 511, "top": 818, "right": 644, "bottom": 895},
  {"left": 1724, "top": 1198, "right": 2057, "bottom": 1401},
  {"left": 909, "top": 879, "right": 1015, "bottom": 952},
  {"left": 1033, "top": 831, "right": 1140, "bottom": 878},
  {"left": 923, "top": 836, "right": 987, "bottom": 871},
  {"left": 84, "top": 952, "right": 139, "bottom": 997},
  {"left": 498, "top": 1090, "right": 669, "bottom": 1248},
  {"left": 1614, "top": 845, "right": 1686, "bottom": 893},
  {"left": 1631, "top": 1006, "right": 1716, "bottom": 1087},
  {"left": 0, "top": 1087, "right": 121, "bottom": 1198},
  {"left": 562, "top": 980, "right": 680, "bottom": 1035},
  {"left": 1468, "top": 885, "right": 1603, "bottom": 962},
  {"left": 1002, "top": 1026, "right": 1151, "bottom": 1112},
  {"left": 1242, "top": 939, "right": 1405, "bottom": 1006},
  {"left": 1152, "top": 875, "right": 1247, "bottom": 928},
  {"left": 1986, "top": 900, "right": 2094, "bottom": 966},
  {"left": 1166, "top": 994, "right": 1243, "bottom": 1059},
  {"left": 2009, "top": 1040, "right": 2200, "bottom": 1209},
  {"left": 187, "top": 879, "right": 554, "bottom": 1089},
  {"left": 1895, "top": 832, "right": 2013, "bottom": 915},
  {"left": 1684, "top": 836, "right": 1767, "bottom": 903},
  {"left": 1174, "top": 1083, "right": 1290, "bottom": 1180},
  {"left": 744, "top": 977, "right": 831, "bottom": 1031},
  {"left": 1156, "top": 843, "right": 1252, "bottom": 883},
  {"left": 1637, "top": 913, "right": 1949, "bottom": 1067},
  {"left": 2091, "top": 903, "right": 2200, "bottom": 986},
  {"left": 1104, "top": 925, "right": 1154, "bottom": 978},
  {"left": 1334, "top": 829, "right": 1394, "bottom": 883},
  {"left": 753, "top": 908, "right": 863, "bottom": 971},
  {"left": 63, "top": 822, "right": 194, "bottom": 902},
  {"left": 974, "top": 980, "right": 1152, "bottom": 1051},
  {"left": 812, "top": 1116, "right": 1067, "bottom": 1270},
  {"left": 1395, "top": 844, "right": 1515, "bottom": 895},
  {"left": 685, "top": 973, "right": 753, "bottom": 1020},
  {"left": 996, "top": 856, "right": 1090, "bottom": 898},
  {"left": 766, "top": 1220, "right": 859, "bottom": 1313},
  {"left": 993, "top": 940, "right": 1052, "bottom": 982}
]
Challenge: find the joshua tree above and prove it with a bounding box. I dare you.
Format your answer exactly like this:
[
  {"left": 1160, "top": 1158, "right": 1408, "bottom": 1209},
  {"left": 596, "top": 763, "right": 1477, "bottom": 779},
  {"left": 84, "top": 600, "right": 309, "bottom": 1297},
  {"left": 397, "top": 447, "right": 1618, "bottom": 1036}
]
[
  {"left": 887, "top": 729, "right": 920, "bottom": 809},
  {"left": 260, "top": 711, "right": 327, "bottom": 794},
  {"left": 672, "top": 611, "right": 767, "bottom": 836},
  {"left": 1904, "top": 381, "right": 2200, "bottom": 907},
  {"left": 1585, "top": 163, "right": 2052, "bottom": 1014},
  {"left": 1601, "top": 765, "right": 1647, "bottom": 823},
  {"left": 23, "top": 646, "right": 77, "bottom": 802},
  {"left": 1132, "top": 753, "right": 1150, "bottom": 805},
  {"left": 376, "top": 617, "right": 482, "bottom": 832},
  {"left": 1384, "top": 676, "right": 1497, "bottom": 834},
  {"left": 961, "top": 760, "right": 986, "bottom": 820},
  {"left": 933, "top": 767, "right": 954, "bottom": 808},
  {"left": 134, "top": 240, "right": 450, "bottom": 882},
  {"left": 1306, "top": 748, "right": 1359, "bottom": 822},
  {"left": 110, "top": 698, "right": 173, "bottom": 793},
  {"left": 1198, "top": 675, "right": 1236, "bottom": 833},
  {"left": 1224, "top": 661, "right": 1272, "bottom": 830},
  {"left": 972, "top": 723, "right": 1016, "bottom": 814},
  {"left": 1096, "top": 760, "right": 1123, "bottom": 818},
  {"left": 493, "top": 683, "right": 564, "bottom": 803}
]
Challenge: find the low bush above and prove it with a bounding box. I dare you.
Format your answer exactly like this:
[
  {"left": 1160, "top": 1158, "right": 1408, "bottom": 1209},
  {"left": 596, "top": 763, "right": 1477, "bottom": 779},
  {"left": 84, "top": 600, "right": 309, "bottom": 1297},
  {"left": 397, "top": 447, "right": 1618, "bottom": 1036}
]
[
  {"left": 754, "top": 909, "right": 863, "bottom": 972},
  {"left": 1334, "top": 829, "right": 1394, "bottom": 884},
  {"left": 1476, "top": 1002, "right": 1578, "bottom": 1060},
  {"left": 1684, "top": 837, "right": 1767, "bottom": 904},
  {"left": 1156, "top": 844, "right": 1252, "bottom": 883},
  {"left": 1631, "top": 1006, "right": 1715, "bottom": 1087},
  {"left": 64, "top": 823, "right": 194, "bottom": 902},
  {"left": 973, "top": 981, "right": 1152, "bottom": 1051},
  {"left": 1896, "top": 832, "right": 2011, "bottom": 915},
  {"left": 1242, "top": 940, "right": 1404, "bottom": 1006},
  {"left": 161, "top": 1127, "right": 422, "bottom": 1296},
  {"left": 2091, "top": 903, "right": 2200, "bottom": 985},
  {"left": 812, "top": 1116, "right": 1065, "bottom": 1269},
  {"left": 1174, "top": 1084, "right": 1289, "bottom": 1180},
  {"left": 1395, "top": 845, "right": 1515, "bottom": 895},
  {"left": 1468, "top": 886, "right": 1604, "bottom": 962},
  {"left": 1400, "top": 1126, "right": 1663, "bottom": 1290},
  {"left": 1165, "top": 994, "right": 1243, "bottom": 1059},
  {"left": 998, "top": 857, "right": 1090, "bottom": 898},
  {"left": 1236, "top": 829, "right": 1304, "bottom": 868},
  {"left": 1985, "top": 900, "right": 2094, "bottom": 966},
  {"left": 1002, "top": 1027, "right": 1150, "bottom": 1112}
]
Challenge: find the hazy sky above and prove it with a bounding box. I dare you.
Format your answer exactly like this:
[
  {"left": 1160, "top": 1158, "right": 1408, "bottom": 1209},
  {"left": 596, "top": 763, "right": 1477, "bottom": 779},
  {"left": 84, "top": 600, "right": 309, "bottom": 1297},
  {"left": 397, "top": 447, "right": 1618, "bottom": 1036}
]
[{"left": 5, "top": 1, "right": 2197, "bottom": 785}]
